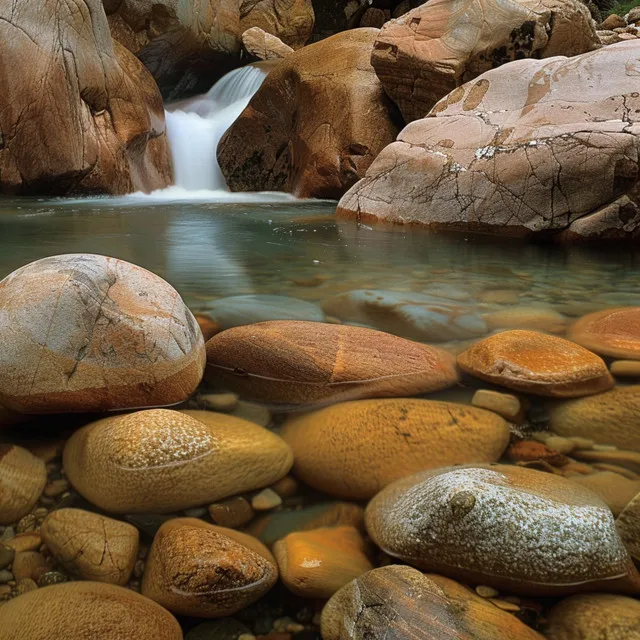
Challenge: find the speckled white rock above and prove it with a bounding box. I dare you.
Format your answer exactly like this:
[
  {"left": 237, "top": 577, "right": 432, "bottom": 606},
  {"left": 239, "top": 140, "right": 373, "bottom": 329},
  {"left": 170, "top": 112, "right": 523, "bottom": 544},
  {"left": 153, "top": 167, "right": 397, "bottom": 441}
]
[
  {"left": 0, "top": 254, "right": 206, "bottom": 414},
  {"left": 365, "top": 464, "right": 640, "bottom": 595}
]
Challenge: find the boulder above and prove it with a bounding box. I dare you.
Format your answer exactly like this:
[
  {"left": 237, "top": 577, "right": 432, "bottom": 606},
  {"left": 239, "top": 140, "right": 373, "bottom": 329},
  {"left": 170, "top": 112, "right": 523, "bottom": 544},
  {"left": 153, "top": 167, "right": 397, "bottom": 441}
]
[
  {"left": 63, "top": 409, "right": 293, "bottom": 513},
  {"left": 337, "top": 42, "right": 640, "bottom": 243},
  {"left": 0, "top": 255, "right": 205, "bottom": 414},
  {"left": 372, "top": 0, "right": 599, "bottom": 123},
  {"left": 0, "top": 581, "right": 183, "bottom": 640},
  {"left": 568, "top": 307, "right": 640, "bottom": 359},
  {"left": 280, "top": 398, "right": 510, "bottom": 499},
  {"left": 365, "top": 464, "right": 640, "bottom": 595},
  {"left": 242, "top": 27, "right": 295, "bottom": 60},
  {"left": 218, "top": 29, "right": 402, "bottom": 199},
  {"left": 0, "top": 1, "right": 171, "bottom": 196},
  {"left": 205, "top": 321, "right": 458, "bottom": 406},
  {"left": 105, "top": 0, "right": 313, "bottom": 98}
]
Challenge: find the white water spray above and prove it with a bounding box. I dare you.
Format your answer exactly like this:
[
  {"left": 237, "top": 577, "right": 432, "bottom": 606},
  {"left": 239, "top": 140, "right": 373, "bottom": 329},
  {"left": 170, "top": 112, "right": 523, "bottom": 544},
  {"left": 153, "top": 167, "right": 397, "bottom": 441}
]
[{"left": 164, "top": 64, "right": 268, "bottom": 192}]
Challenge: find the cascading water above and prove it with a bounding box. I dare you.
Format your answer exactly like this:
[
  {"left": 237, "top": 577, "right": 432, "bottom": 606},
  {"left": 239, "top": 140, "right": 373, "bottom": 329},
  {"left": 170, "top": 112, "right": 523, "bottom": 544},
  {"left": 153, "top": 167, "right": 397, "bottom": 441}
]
[{"left": 164, "top": 64, "right": 269, "bottom": 192}]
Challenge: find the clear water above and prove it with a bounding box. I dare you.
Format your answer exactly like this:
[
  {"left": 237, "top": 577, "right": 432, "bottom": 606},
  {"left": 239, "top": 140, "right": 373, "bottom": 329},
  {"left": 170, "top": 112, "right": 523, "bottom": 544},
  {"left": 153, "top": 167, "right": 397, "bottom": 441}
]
[{"left": 1, "top": 196, "right": 638, "bottom": 344}]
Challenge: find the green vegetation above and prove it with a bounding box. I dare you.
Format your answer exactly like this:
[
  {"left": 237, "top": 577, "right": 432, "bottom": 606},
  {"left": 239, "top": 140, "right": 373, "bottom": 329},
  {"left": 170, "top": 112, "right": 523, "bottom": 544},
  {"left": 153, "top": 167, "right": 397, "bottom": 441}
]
[{"left": 607, "top": 0, "right": 640, "bottom": 16}]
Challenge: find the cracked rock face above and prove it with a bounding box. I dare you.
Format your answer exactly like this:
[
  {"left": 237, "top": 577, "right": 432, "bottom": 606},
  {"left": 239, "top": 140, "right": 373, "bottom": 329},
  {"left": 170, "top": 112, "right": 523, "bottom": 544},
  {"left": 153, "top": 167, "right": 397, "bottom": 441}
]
[
  {"left": 371, "top": 0, "right": 600, "bottom": 123},
  {"left": 0, "top": 0, "right": 172, "bottom": 196},
  {"left": 105, "top": 0, "right": 313, "bottom": 98},
  {"left": 217, "top": 29, "right": 402, "bottom": 199},
  {"left": 337, "top": 41, "right": 640, "bottom": 243},
  {"left": 365, "top": 464, "right": 640, "bottom": 596},
  {"left": 0, "top": 254, "right": 205, "bottom": 414}
]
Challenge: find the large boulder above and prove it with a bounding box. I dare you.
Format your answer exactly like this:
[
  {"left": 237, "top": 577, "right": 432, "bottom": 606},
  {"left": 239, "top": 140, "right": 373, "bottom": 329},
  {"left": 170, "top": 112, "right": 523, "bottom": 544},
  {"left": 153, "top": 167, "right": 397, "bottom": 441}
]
[
  {"left": 105, "top": 0, "right": 313, "bottom": 98},
  {"left": 371, "top": 0, "right": 599, "bottom": 123},
  {"left": 218, "top": 29, "right": 402, "bottom": 199},
  {"left": 0, "top": 1, "right": 172, "bottom": 196},
  {"left": 337, "top": 41, "right": 640, "bottom": 243}
]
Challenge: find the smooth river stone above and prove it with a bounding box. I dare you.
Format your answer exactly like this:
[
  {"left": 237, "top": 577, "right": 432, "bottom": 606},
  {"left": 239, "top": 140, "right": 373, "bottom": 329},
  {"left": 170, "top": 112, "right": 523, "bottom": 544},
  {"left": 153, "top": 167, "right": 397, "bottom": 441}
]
[
  {"left": 458, "top": 330, "right": 614, "bottom": 397},
  {"left": 548, "top": 386, "right": 640, "bottom": 452},
  {"left": 280, "top": 398, "right": 510, "bottom": 499},
  {"left": 0, "top": 445, "right": 47, "bottom": 525},
  {"left": 365, "top": 464, "right": 640, "bottom": 596},
  {"left": 568, "top": 307, "right": 640, "bottom": 360},
  {"left": 321, "top": 565, "right": 544, "bottom": 640},
  {"left": 322, "top": 289, "right": 487, "bottom": 342},
  {"left": 205, "top": 321, "right": 458, "bottom": 406},
  {"left": 204, "top": 294, "right": 325, "bottom": 330},
  {"left": 63, "top": 409, "right": 293, "bottom": 513},
  {"left": 0, "top": 581, "right": 183, "bottom": 640},
  {"left": 0, "top": 254, "right": 205, "bottom": 414},
  {"left": 544, "top": 593, "right": 640, "bottom": 639}
]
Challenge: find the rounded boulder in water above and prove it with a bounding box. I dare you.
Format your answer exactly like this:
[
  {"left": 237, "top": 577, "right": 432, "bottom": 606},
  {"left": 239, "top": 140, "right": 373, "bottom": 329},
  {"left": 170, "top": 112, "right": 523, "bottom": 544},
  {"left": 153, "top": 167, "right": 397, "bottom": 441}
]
[
  {"left": 204, "top": 294, "right": 325, "bottom": 330},
  {"left": 205, "top": 321, "right": 459, "bottom": 406},
  {"left": 365, "top": 464, "right": 640, "bottom": 596},
  {"left": 0, "top": 254, "right": 205, "bottom": 414}
]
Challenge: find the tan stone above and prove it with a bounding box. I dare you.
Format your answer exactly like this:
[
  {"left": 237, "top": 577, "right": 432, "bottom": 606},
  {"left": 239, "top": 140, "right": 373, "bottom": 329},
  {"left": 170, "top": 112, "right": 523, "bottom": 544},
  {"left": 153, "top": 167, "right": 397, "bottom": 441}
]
[
  {"left": 0, "top": 581, "right": 182, "bottom": 639},
  {"left": 63, "top": 409, "right": 293, "bottom": 513},
  {"left": 322, "top": 565, "right": 544, "bottom": 640},
  {"left": 600, "top": 13, "right": 627, "bottom": 29},
  {"left": 568, "top": 308, "right": 640, "bottom": 360},
  {"left": 484, "top": 307, "right": 568, "bottom": 333},
  {"left": 611, "top": 360, "right": 640, "bottom": 377},
  {"left": 218, "top": 29, "right": 401, "bottom": 199},
  {"left": 205, "top": 321, "right": 458, "bottom": 406},
  {"left": 365, "top": 464, "right": 640, "bottom": 595},
  {"left": 548, "top": 386, "right": 640, "bottom": 451},
  {"left": 194, "top": 313, "right": 222, "bottom": 342},
  {"left": 274, "top": 526, "right": 373, "bottom": 598},
  {"left": 0, "top": 255, "right": 205, "bottom": 414},
  {"left": 141, "top": 518, "right": 277, "bottom": 617},
  {"left": 242, "top": 27, "right": 294, "bottom": 60},
  {"left": 11, "top": 551, "right": 46, "bottom": 582},
  {"left": 458, "top": 330, "right": 613, "bottom": 397},
  {"left": 280, "top": 398, "right": 510, "bottom": 499},
  {"left": 617, "top": 491, "right": 640, "bottom": 562},
  {"left": 0, "top": 445, "right": 46, "bottom": 525},
  {"left": 506, "top": 440, "right": 567, "bottom": 467},
  {"left": 208, "top": 496, "right": 255, "bottom": 528},
  {"left": 337, "top": 42, "right": 640, "bottom": 243},
  {"left": 6, "top": 533, "right": 41, "bottom": 553},
  {"left": 371, "top": 0, "right": 598, "bottom": 122},
  {"left": 570, "top": 472, "right": 640, "bottom": 517},
  {"left": 252, "top": 488, "right": 282, "bottom": 511},
  {"left": 545, "top": 593, "right": 640, "bottom": 639},
  {"left": 471, "top": 389, "right": 523, "bottom": 421},
  {"left": 0, "top": 2, "right": 171, "bottom": 196},
  {"left": 40, "top": 509, "right": 139, "bottom": 585},
  {"left": 201, "top": 392, "right": 239, "bottom": 412}
]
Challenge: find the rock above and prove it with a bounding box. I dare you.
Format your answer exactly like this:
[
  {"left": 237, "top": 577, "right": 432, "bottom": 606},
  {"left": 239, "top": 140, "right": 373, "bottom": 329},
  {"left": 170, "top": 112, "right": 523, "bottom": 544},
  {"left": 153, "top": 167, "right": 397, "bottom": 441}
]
[
  {"left": 0, "top": 568, "right": 13, "bottom": 583},
  {"left": 337, "top": 42, "right": 640, "bottom": 243},
  {"left": 274, "top": 526, "right": 373, "bottom": 598},
  {"left": 611, "top": 360, "right": 640, "bottom": 377},
  {"left": 36, "top": 570, "right": 69, "bottom": 587},
  {"left": 0, "top": 544, "right": 15, "bottom": 570},
  {"left": 0, "top": 2, "right": 171, "bottom": 195},
  {"left": 600, "top": 13, "right": 627, "bottom": 29},
  {"left": 205, "top": 321, "right": 458, "bottom": 407},
  {"left": 570, "top": 471, "right": 640, "bottom": 516},
  {"left": 248, "top": 502, "right": 365, "bottom": 545},
  {"left": 484, "top": 306, "right": 568, "bottom": 333},
  {"left": 0, "top": 255, "right": 205, "bottom": 414},
  {"left": 218, "top": 29, "right": 401, "bottom": 199},
  {"left": 598, "top": 29, "right": 621, "bottom": 44},
  {"left": 280, "top": 398, "right": 510, "bottom": 499},
  {"left": 141, "top": 518, "right": 277, "bottom": 617},
  {"left": 365, "top": 464, "right": 640, "bottom": 595},
  {"left": 252, "top": 488, "right": 282, "bottom": 511},
  {"left": 268, "top": 475, "right": 298, "bottom": 499},
  {"left": 617, "top": 491, "right": 640, "bottom": 562},
  {"left": 40, "top": 508, "right": 139, "bottom": 585},
  {"left": 186, "top": 619, "right": 252, "bottom": 640},
  {"left": 195, "top": 313, "right": 222, "bottom": 342},
  {"left": 321, "top": 290, "right": 487, "bottom": 342},
  {"left": 458, "top": 330, "right": 614, "bottom": 397},
  {"left": 0, "top": 445, "right": 47, "bottom": 525},
  {"left": 0, "top": 580, "right": 182, "bottom": 639},
  {"left": 568, "top": 307, "right": 640, "bottom": 360},
  {"left": 63, "top": 408, "right": 293, "bottom": 513},
  {"left": 231, "top": 401, "right": 272, "bottom": 426},
  {"left": 11, "top": 551, "right": 46, "bottom": 582},
  {"left": 471, "top": 389, "right": 523, "bottom": 422},
  {"left": 548, "top": 386, "right": 640, "bottom": 451},
  {"left": 209, "top": 497, "right": 255, "bottom": 528},
  {"left": 321, "top": 565, "right": 544, "bottom": 640},
  {"left": 372, "top": 0, "right": 598, "bottom": 122},
  {"left": 242, "top": 27, "right": 295, "bottom": 60},
  {"left": 205, "top": 295, "right": 325, "bottom": 330},
  {"left": 628, "top": 6, "right": 640, "bottom": 23},
  {"left": 201, "top": 392, "right": 240, "bottom": 412},
  {"left": 506, "top": 440, "right": 567, "bottom": 467},
  {"left": 545, "top": 593, "right": 640, "bottom": 639},
  {"left": 6, "top": 532, "right": 41, "bottom": 553}
]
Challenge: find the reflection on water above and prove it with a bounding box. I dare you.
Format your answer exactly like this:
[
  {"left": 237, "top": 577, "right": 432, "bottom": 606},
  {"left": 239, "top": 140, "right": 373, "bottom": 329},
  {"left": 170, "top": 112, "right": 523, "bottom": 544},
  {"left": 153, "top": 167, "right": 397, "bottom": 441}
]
[{"left": 0, "top": 197, "right": 638, "bottom": 342}]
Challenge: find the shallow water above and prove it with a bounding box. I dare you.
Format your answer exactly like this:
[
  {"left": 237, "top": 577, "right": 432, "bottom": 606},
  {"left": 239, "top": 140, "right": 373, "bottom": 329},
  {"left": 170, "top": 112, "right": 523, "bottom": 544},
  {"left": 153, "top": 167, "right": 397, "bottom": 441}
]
[{"left": 0, "top": 196, "right": 639, "bottom": 337}]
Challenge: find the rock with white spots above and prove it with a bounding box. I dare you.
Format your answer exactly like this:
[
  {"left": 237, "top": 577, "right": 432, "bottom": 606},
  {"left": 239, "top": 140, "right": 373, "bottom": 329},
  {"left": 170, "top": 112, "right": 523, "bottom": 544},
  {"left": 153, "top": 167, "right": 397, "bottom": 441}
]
[{"left": 365, "top": 464, "right": 640, "bottom": 595}]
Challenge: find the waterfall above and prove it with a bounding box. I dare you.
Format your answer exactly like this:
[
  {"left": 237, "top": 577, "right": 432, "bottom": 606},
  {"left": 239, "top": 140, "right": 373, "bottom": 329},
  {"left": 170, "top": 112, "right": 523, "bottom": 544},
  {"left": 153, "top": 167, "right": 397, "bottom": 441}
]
[{"left": 164, "top": 64, "right": 269, "bottom": 192}]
